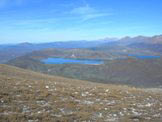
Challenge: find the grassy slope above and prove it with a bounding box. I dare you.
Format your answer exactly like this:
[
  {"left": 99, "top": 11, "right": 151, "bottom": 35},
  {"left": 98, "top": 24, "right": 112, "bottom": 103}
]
[
  {"left": 8, "top": 54, "right": 162, "bottom": 88},
  {"left": 43, "top": 58, "right": 162, "bottom": 88},
  {"left": 0, "top": 64, "right": 162, "bottom": 122},
  {"left": 7, "top": 48, "right": 162, "bottom": 88}
]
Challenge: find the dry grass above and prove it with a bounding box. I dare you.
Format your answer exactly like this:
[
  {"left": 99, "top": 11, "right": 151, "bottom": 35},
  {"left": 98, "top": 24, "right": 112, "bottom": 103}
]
[{"left": 0, "top": 64, "right": 162, "bottom": 122}]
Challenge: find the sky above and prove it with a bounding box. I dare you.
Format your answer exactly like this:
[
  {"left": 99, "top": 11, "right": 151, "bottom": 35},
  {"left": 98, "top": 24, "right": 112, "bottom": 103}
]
[{"left": 0, "top": 0, "right": 162, "bottom": 44}]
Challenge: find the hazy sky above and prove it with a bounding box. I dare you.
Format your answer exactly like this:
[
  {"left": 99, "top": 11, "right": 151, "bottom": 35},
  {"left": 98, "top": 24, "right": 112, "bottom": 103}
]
[{"left": 0, "top": 0, "right": 162, "bottom": 43}]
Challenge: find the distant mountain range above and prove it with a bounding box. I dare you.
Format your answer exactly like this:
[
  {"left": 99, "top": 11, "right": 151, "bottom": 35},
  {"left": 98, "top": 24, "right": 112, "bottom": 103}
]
[
  {"left": 0, "top": 35, "right": 162, "bottom": 63},
  {"left": 4, "top": 34, "right": 162, "bottom": 88},
  {"left": 0, "top": 40, "right": 107, "bottom": 63}
]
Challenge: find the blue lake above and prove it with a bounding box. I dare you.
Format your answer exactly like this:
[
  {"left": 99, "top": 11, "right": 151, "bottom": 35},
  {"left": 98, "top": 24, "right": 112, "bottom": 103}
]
[
  {"left": 128, "top": 54, "right": 160, "bottom": 59},
  {"left": 42, "top": 58, "right": 104, "bottom": 65}
]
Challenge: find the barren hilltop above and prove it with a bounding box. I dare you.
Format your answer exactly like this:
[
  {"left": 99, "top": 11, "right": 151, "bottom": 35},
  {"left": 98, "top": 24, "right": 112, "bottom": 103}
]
[{"left": 0, "top": 64, "right": 162, "bottom": 122}]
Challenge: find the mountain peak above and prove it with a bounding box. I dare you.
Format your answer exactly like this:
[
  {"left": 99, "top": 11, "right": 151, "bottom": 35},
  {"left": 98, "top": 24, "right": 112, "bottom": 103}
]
[{"left": 19, "top": 42, "right": 33, "bottom": 46}]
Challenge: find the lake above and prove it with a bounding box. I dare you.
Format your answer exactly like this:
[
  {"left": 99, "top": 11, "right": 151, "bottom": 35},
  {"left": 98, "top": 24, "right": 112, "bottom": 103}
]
[
  {"left": 128, "top": 54, "right": 160, "bottom": 59},
  {"left": 42, "top": 58, "right": 104, "bottom": 65}
]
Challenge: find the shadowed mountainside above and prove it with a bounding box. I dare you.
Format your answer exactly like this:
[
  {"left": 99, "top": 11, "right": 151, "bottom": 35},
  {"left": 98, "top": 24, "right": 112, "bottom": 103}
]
[{"left": 7, "top": 48, "right": 162, "bottom": 88}]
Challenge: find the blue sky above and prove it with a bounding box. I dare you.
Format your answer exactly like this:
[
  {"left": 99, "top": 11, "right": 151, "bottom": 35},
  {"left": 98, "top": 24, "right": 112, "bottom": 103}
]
[{"left": 0, "top": 0, "right": 162, "bottom": 44}]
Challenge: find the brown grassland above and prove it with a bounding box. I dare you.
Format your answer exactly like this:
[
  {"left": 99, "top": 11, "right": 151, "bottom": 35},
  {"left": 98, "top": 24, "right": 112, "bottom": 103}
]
[{"left": 0, "top": 64, "right": 162, "bottom": 122}]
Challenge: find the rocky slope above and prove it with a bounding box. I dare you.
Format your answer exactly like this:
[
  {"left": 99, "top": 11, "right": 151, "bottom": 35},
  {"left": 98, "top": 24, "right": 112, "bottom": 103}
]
[{"left": 0, "top": 64, "right": 162, "bottom": 122}]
